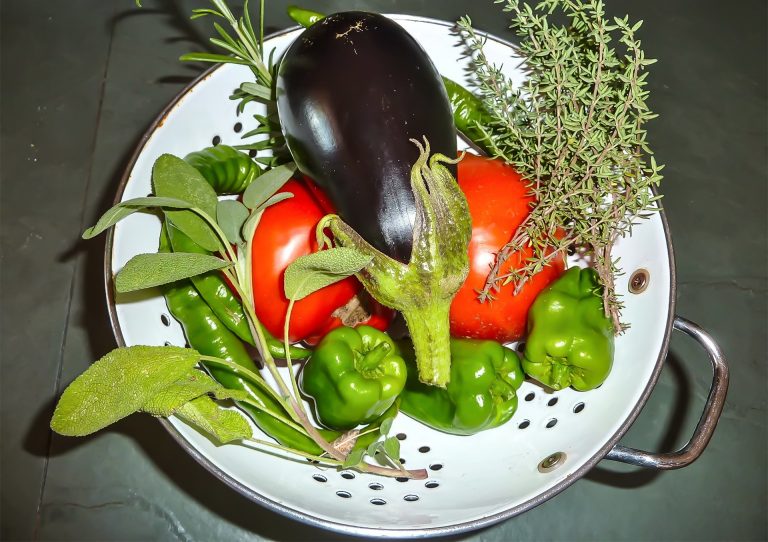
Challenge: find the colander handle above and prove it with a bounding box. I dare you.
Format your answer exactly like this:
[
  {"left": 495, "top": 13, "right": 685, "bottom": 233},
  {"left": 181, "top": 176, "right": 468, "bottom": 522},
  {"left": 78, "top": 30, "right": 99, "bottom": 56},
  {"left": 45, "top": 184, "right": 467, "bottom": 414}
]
[{"left": 605, "top": 316, "right": 729, "bottom": 469}]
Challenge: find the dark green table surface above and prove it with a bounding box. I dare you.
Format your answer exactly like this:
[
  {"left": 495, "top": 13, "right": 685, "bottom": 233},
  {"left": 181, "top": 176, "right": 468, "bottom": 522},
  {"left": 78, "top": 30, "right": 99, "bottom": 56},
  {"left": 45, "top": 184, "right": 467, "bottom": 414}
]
[{"left": 2, "top": 1, "right": 766, "bottom": 540}]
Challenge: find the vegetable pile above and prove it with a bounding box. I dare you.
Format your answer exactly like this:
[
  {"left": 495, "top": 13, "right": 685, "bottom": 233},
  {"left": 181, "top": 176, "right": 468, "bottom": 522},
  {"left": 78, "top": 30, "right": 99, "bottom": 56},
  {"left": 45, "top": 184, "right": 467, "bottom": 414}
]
[{"left": 51, "top": 0, "right": 661, "bottom": 480}]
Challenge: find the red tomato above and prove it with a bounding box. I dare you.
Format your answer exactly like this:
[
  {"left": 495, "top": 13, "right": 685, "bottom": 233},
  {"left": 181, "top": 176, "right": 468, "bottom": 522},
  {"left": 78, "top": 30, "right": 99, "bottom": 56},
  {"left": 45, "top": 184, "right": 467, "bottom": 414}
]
[
  {"left": 250, "top": 178, "right": 361, "bottom": 342},
  {"left": 449, "top": 154, "right": 565, "bottom": 342}
]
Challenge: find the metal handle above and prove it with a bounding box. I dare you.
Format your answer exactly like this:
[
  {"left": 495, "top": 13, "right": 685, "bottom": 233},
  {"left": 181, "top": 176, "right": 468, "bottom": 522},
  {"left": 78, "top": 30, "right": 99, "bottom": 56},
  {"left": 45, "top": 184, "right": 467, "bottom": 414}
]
[{"left": 605, "top": 316, "right": 729, "bottom": 469}]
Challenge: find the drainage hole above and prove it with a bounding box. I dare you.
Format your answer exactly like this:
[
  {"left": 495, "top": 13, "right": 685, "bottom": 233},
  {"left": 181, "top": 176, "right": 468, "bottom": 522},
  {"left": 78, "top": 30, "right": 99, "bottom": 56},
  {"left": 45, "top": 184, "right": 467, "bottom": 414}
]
[
  {"left": 404, "top": 494, "right": 420, "bottom": 502},
  {"left": 516, "top": 341, "right": 526, "bottom": 353},
  {"left": 164, "top": 341, "right": 172, "bottom": 347},
  {"left": 212, "top": 135, "right": 221, "bottom": 146},
  {"left": 368, "top": 482, "right": 383, "bottom": 491},
  {"left": 425, "top": 481, "right": 440, "bottom": 489},
  {"left": 160, "top": 314, "right": 171, "bottom": 327},
  {"left": 312, "top": 474, "right": 327, "bottom": 483},
  {"left": 573, "top": 402, "right": 585, "bottom": 414},
  {"left": 233, "top": 122, "right": 242, "bottom": 133},
  {"left": 545, "top": 418, "right": 558, "bottom": 429},
  {"left": 525, "top": 392, "right": 535, "bottom": 402},
  {"left": 399, "top": 458, "right": 406, "bottom": 465},
  {"left": 336, "top": 491, "right": 351, "bottom": 499},
  {"left": 547, "top": 397, "right": 558, "bottom": 407},
  {"left": 518, "top": 419, "right": 530, "bottom": 429},
  {"left": 429, "top": 463, "right": 443, "bottom": 471},
  {"left": 396, "top": 433, "right": 407, "bottom": 441},
  {"left": 395, "top": 477, "right": 409, "bottom": 483},
  {"left": 370, "top": 498, "right": 386, "bottom": 506},
  {"left": 341, "top": 472, "right": 355, "bottom": 480},
  {"left": 248, "top": 149, "right": 258, "bottom": 158},
  {"left": 418, "top": 446, "right": 430, "bottom": 453}
]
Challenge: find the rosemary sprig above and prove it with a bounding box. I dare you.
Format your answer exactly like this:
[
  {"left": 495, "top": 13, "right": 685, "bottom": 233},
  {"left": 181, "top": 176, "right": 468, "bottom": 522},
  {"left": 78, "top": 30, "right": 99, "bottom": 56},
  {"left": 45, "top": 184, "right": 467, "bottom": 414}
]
[
  {"left": 458, "top": 0, "right": 664, "bottom": 332},
  {"left": 182, "top": 0, "right": 287, "bottom": 160}
]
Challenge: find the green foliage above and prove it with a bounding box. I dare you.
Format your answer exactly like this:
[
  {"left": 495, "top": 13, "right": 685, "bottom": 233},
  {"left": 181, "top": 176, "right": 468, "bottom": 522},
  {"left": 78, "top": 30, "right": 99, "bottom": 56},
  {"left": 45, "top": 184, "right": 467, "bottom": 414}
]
[
  {"left": 115, "top": 252, "right": 230, "bottom": 293},
  {"left": 459, "top": 0, "right": 664, "bottom": 330},
  {"left": 283, "top": 248, "right": 372, "bottom": 301}
]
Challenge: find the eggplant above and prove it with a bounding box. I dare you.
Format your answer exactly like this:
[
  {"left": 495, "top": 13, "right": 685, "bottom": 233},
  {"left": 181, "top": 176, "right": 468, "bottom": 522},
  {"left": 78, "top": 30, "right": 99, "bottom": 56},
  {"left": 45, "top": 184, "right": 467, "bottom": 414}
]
[{"left": 276, "top": 11, "right": 456, "bottom": 263}]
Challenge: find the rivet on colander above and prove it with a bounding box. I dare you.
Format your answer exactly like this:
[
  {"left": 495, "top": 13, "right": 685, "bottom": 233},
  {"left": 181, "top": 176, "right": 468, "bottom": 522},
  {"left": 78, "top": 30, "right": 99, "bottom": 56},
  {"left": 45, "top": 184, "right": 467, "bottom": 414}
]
[
  {"left": 629, "top": 268, "right": 650, "bottom": 294},
  {"left": 538, "top": 452, "right": 566, "bottom": 473}
]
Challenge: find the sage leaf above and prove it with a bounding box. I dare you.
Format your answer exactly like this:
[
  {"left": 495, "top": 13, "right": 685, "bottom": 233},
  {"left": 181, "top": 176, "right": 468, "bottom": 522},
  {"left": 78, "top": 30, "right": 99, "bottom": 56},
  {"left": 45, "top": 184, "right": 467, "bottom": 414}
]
[
  {"left": 380, "top": 417, "right": 396, "bottom": 437},
  {"left": 142, "top": 370, "right": 222, "bottom": 417},
  {"left": 83, "top": 196, "right": 194, "bottom": 239},
  {"left": 175, "top": 395, "right": 253, "bottom": 444},
  {"left": 242, "top": 162, "right": 295, "bottom": 209},
  {"left": 115, "top": 252, "right": 230, "bottom": 293},
  {"left": 217, "top": 199, "right": 249, "bottom": 244},
  {"left": 342, "top": 448, "right": 365, "bottom": 469},
  {"left": 367, "top": 441, "right": 381, "bottom": 458},
  {"left": 50, "top": 346, "right": 200, "bottom": 437},
  {"left": 383, "top": 436, "right": 400, "bottom": 459},
  {"left": 284, "top": 248, "right": 372, "bottom": 301},
  {"left": 153, "top": 154, "right": 220, "bottom": 251}
]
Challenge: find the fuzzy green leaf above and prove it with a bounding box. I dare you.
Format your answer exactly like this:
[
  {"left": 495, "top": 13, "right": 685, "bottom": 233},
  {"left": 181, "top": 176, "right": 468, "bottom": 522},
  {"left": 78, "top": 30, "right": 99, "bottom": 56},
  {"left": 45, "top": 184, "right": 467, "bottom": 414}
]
[
  {"left": 342, "top": 448, "right": 365, "bottom": 469},
  {"left": 284, "top": 248, "right": 372, "bottom": 301},
  {"left": 83, "top": 196, "right": 194, "bottom": 239},
  {"left": 50, "top": 346, "right": 201, "bottom": 436},
  {"left": 242, "top": 162, "right": 295, "bottom": 209},
  {"left": 175, "top": 395, "right": 253, "bottom": 444},
  {"left": 115, "top": 252, "right": 230, "bottom": 293},
  {"left": 217, "top": 199, "right": 249, "bottom": 245},
  {"left": 153, "top": 154, "right": 220, "bottom": 251},
  {"left": 383, "top": 436, "right": 400, "bottom": 459},
  {"left": 142, "top": 370, "right": 226, "bottom": 417}
]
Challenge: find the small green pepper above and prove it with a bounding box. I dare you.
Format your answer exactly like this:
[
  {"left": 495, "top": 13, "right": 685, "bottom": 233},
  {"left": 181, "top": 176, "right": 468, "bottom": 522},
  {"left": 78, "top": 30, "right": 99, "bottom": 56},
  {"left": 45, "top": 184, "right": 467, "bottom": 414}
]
[
  {"left": 399, "top": 338, "right": 524, "bottom": 435},
  {"left": 522, "top": 267, "right": 615, "bottom": 391},
  {"left": 184, "top": 144, "right": 261, "bottom": 194},
  {"left": 300, "top": 326, "right": 407, "bottom": 430},
  {"left": 441, "top": 77, "right": 495, "bottom": 155}
]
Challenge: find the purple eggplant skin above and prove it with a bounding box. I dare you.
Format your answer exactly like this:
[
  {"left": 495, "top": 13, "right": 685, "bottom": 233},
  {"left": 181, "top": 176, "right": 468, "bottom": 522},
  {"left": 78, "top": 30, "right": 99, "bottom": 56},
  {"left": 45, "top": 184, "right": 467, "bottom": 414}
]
[{"left": 276, "top": 11, "right": 457, "bottom": 263}]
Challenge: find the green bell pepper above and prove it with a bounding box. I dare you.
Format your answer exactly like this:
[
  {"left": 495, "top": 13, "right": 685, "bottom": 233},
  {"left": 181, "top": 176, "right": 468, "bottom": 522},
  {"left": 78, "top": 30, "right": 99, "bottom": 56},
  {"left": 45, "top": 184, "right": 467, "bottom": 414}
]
[
  {"left": 300, "top": 326, "right": 407, "bottom": 430},
  {"left": 522, "top": 266, "right": 615, "bottom": 391},
  {"left": 399, "top": 338, "right": 525, "bottom": 435}
]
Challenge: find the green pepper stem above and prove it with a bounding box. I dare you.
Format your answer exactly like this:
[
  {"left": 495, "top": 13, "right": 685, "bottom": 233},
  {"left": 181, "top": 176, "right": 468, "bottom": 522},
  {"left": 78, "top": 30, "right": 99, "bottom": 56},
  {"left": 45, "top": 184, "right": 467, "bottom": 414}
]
[
  {"left": 402, "top": 300, "right": 453, "bottom": 387},
  {"left": 358, "top": 342, "right": 391, "bottom": 373}
]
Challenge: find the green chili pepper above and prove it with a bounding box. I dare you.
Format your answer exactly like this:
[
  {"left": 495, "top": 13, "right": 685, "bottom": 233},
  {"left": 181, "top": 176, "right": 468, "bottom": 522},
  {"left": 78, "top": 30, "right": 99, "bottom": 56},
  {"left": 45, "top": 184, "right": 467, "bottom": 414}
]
[
  {"left": 159, "top": 224, "right": 332, "bottom": 453},
  {"left": 287, "top": 5, "right": 324, "bottom": 27},
  {"left": 286, "top": 6, "right": 495, "bottom": 155},
  {"left": 399, "top": 338, "right": 525, "bottom": 435},
  {"left": 522, "top": 267, "right": 615, "bottom": 391},
  {"left": 300, "top": 326, "right": 407, "bottom": 430},
  {"left": 184, "top": 144, "right": 261, "bottom": 194},
  {"left": 166, "top": 221, "right": 310, "bottom": 360},
  {"left": 441, "top": 77, "right": 495, "bottom": 155}
]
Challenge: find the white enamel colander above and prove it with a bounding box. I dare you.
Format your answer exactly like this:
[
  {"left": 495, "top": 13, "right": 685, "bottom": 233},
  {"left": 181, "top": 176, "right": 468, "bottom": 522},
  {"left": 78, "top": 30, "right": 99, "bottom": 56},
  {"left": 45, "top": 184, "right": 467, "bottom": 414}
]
[{"left": 104, "top": 16, "right": 729, "bottom": 538}]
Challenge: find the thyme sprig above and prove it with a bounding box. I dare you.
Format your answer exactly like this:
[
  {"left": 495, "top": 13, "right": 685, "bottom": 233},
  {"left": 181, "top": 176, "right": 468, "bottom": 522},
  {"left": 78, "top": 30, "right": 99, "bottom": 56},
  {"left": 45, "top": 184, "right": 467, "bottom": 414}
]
[{"left": 458, "top": 0, "right": 664, "bottom": 332}]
